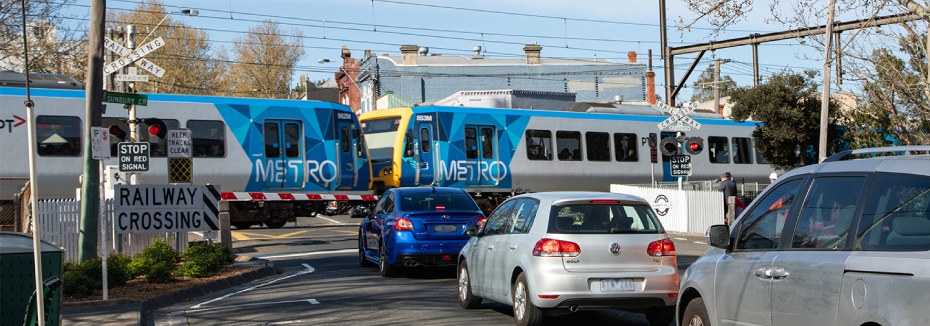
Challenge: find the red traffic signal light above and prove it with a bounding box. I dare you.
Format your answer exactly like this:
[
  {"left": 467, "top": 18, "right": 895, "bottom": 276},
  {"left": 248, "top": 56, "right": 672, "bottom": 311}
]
[
  {"left": 108, "top": 124, "right": 127, "bottom": 139},
  {"left": 142, "top": 118, "right": 167, "bottom": 139},
  {"left": 684, "top": 137, "right": 704, "bottom": 155},
  {"left": 147, "top": 124, "right": 161, "bottom": 136},
  {"left": 659, "top": 137, "right": 680, "bottom": 156}
]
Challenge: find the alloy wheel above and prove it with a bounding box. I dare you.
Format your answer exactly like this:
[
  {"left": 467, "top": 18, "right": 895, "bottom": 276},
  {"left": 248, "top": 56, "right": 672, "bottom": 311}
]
[
  {"left": 688, "top": 315, "right": 704, "bottom": 326},
  {"left": 513, "top": 281, "right": 527, "bottom": 321},
  {"left": 459, "top": 267, "right": 469, "bottom": 301}
]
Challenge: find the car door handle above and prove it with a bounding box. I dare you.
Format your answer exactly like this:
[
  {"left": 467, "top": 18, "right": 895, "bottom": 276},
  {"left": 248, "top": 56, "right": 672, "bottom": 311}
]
[
  {"left": 771, "top": 269, "right": 789, "bottom": 278},
  {"left": 487, "top": 245, "right": 495, "bottom": 251},
  {"left": 754, "top": 268, "right": 773, "bottom": 278},
  {"left": 509, "top": 244, "right": 518, "bottom": 250}
]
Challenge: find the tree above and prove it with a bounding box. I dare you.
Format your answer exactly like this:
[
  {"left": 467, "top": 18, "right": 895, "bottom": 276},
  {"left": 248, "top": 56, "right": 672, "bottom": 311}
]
[
  {"left": 728, "top": 72, "right": 844, "bottom": 171},
  {"left": 0, "top": 0, "right": 87, "bottom": 79},
  {"left": 690, "top": 66, "right": 737, "bottom": 103},
  {"left": 216, "top": 20, "right": 305, "bottom": 99},
  {"left": 107, "top": 0, "right": 218, "bottom": 95}
]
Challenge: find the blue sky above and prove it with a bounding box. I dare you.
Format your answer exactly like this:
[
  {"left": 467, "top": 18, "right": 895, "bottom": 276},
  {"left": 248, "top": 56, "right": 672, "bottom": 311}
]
[{"left": 68, "top": 0, "right": 906, "bottom": 102}]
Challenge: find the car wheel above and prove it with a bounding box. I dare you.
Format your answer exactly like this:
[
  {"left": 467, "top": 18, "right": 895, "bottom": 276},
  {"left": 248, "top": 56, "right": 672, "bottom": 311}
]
[
  {"left": 265, "top": 221, "right": 286, "bottom": 229},
  {"left": 379, "top": 243, "right": 401, "bottom": 277},
  {"left": 512, "top": 273, "right": 543, "bottom": 326},
  {"left": 645, "top": 306, "right": 676, "bottom": 326},
  {"left": 358, "top": 234, "right": 374, "bottom": 267},
  {"left": 458, "top": 261, "right": 482, "bottom": 309},
  {"left": 232, "top": 223, "right": 252, "bottom": 229},
  {"left": 683, "top": 297, "right": 711, "bottom": 326}
]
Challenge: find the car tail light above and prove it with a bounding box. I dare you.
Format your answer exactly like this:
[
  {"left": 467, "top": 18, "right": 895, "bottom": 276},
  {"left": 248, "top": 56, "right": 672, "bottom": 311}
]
[
  {"left": 394, "top": 217, "right": 413, "bottom": 231},
  {"left": 589, "top": 200, "right": 620, "bottom": 203},
  {"left": 533, "top": 238, "right": 580, "bottom": 257},
  {"left": 647, "top": 238, "right": 676, "bottom": 257}
]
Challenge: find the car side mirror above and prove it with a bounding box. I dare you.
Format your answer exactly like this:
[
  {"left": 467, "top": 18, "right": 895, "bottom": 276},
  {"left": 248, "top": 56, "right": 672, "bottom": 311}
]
[
  {"left": 351, "top": 206, "right": 371, "bottom": 219},
  {"left": 465, "top": 225, "right": 481, "bottom": 237},
  {"left": 707, "top": 224, "right": 731, "bottom": 249}
]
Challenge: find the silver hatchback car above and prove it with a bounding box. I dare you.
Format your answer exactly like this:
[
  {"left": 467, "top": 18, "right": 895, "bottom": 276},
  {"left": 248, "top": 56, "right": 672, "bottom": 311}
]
[
  {"left": 678, "top": 146, "right": 930, "bottom": 326},
  {"left": 457, "top": 192, "right": 679, "bottom": 326}
]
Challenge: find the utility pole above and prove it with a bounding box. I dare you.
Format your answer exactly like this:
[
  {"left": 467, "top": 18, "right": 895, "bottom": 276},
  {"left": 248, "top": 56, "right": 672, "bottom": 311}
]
[
  {"left": 713, "top": 59, "right": 730, "bottom": 115},
  {"left": 79, "top": 0, "right": 106, "bottom": 261},
  {"left": 659, "top": 0, "right": 671, "bottom": 105},
  {"left": 818, "top": 0, "right": 837, "bottom": 163}
]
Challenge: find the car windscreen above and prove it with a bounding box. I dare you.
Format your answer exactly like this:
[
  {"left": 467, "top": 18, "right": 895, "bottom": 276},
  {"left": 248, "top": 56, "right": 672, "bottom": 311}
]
[
  {"left": 361, "top": 117, "right": 401, "bottom": 163},
  {"left": 547, "top": 204, "right": 664, "bottom": 234},
  {"left": 399, "top": 191, "right": 480, "bottom": 212}
]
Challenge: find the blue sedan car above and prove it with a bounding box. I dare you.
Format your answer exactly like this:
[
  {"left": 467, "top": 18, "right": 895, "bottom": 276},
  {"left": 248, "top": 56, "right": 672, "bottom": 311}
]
[{"left": 358, "top": 187, "right": 486, "bottom": 277}]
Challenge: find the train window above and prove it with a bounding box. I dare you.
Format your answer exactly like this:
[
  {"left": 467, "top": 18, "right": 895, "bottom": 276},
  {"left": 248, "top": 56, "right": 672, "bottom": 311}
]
[
  {"left": 614, "top": 133, "right": 638, "bottom": 162},
  {"left": 525, "top": 130, "right": 553, "bottom": 161},
  {"left": 754, "top": 140, "right": 772, "bottom": 164},
  {"left": 481, "top": 128, "right": 494, "bottom": 159},
  {"left": 189, "top": 120, "right": 225, "bottom": 157},
  {"left": 361, "top": 117, "right": 401, "bottom": 163},
  {"left": 263, "top": 123, "right": 279, "bottom": 158},
  {"left": 285, "top": 123, "right": 301, "bottom": 158},
  {"left": 404, "top": 133, "right": 414, "bottom": 158},
  {"left": 420, "top": 128, "right": 431, "bottom": 153},
  {"left": 732, "top": 137, "right": 753, "bottom": 164},
  {"left": 341, "top": 126, "right": 351, "bottom": 153},
  {"left": 139, "top": 119, "right": 179, "bottom": 157},
  {"left": 36, "top": 116, "right": 81, "bottom": 156},
  {"left": 585, "top": 132, "right": 611, "bottom": 162},
  {"left": 465, "top": 127, "right": 478, "bottom": 159},
  {"left": 556, "top": 131, "right": 582, "bottom": 161},
  {"left": 708, "top": 136, "right": 730, "bottom": 163}
]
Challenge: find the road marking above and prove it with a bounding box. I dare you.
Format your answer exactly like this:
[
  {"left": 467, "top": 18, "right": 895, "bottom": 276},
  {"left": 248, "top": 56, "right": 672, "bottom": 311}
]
[
  {"left": 317, "top": 216, "right": 343, "bottom": 224},
  {"left": 187, "top": 299, "right": 319, "bottom": 313},
  {"left": 694, "top": 241, "right": 707, "bottom": 245},
  {"left": 272, "top": 230, "right": 311, "bottom": 239},
  {"left": 266, "top": 318, "right": 315, "bottom": 325},
  {"left": 252, "top": 248, "right": 356, "bottom": 260},
  {"left": 189, "top": 263, "right": 315, "bottom": 309},
  {"left": 335, "top": 230, "right": 358, "bottom": 235},
  {"left": 674, "top": 237, "right": 688, "bottom": 240}
]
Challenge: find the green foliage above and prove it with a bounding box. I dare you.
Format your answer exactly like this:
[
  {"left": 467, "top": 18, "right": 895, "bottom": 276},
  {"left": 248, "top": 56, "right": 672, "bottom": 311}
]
[
  {"left": 176, "top": 243, "right": 233, "bottom": 278},
  {"left": 130, "top": 238, "right": 180, "bottom": 277},
  {"left": 63, "top": 258, "right": 102, "bottom": 298},
  {"left": 106, "top": 253, "right": 134, "bottom": 286},
  {"left": 146, "top": 262, "right": 176, "bottom": 283},
  {"left": 691, "top": 65, "right": 737, "bottom": 103},
  {"left": 728, "top": 71, "right": 845, "bottom": 171}
]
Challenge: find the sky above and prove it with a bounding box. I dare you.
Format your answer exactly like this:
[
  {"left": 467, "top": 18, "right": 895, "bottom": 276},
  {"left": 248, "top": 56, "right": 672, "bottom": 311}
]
[{"left": 62, "top": 0, "right": 912, "bottom": 103}]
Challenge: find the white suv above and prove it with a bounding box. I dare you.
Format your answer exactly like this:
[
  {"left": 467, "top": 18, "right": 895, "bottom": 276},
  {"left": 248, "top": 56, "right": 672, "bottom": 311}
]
[{"left": 678, "top": 146, "right": 930, "bottom": 326}]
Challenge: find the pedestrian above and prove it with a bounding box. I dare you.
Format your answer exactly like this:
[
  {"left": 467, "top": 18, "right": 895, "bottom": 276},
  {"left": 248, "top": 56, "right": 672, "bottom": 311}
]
[
  {"left": 769, "top": 172, "right": 778, "bottom": 183},
  {"left": 717, "top": 172, "right": 737, "bottom": 226}
]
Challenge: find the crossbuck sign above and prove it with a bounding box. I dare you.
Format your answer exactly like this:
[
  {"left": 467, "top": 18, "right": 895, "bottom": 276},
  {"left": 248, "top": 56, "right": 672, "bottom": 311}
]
[
  {"left": 102, "top": 37, "right": 167, "bottom": 77},
  {"left": 657, "top": 102, "right": 702, "bottom": 131}
]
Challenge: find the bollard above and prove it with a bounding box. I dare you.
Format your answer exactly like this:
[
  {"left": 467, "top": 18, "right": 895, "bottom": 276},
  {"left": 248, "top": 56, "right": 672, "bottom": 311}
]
[{"left": 218, "top": 200, "right": 232, "bottom": 252}]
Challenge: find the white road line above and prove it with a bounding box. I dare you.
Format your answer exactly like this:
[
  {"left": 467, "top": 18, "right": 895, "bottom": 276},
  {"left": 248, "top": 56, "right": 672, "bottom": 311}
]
[
  {"left": 189, "top": 263, "right": 315, "bottom": 309},
  {"left": 266, "top": 319, "right": 313, "bottom": 325},
  {"left": 317, "top": 216, "right": 343, "bottom": 224},
  {"left": 188, "top": 299, "right": 319, "bottom": 313},
  {"left": 694, "top": 241, "right": 707, "bottom": 245},
  {"left": 252, "top": 249, "right": 356, "bottom": 260},
  {"left": 674, "top": 237, "right": 688, "bottom": 240}
]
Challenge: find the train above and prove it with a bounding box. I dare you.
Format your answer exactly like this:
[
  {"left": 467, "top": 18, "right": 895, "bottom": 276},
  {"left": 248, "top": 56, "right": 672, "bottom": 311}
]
[
  {"left": 359, "top": 106, "right": 776, "bottom": 212},
  {"left": 1, "top": 81, "right": 373, "bottom": 229}
]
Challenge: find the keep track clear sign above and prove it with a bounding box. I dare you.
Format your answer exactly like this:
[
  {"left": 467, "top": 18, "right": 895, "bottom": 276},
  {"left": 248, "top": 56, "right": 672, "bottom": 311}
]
[{"left": 114, "top": 185, "right": 221, "bottom": 234}]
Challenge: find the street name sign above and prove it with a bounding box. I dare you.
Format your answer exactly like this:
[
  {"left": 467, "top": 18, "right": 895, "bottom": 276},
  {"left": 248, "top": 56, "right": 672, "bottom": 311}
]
[
  {"left": 91, "top": 127, "right": 111, "bottom": 160},
  {"left": 670, "top": 154, "right": 692, "bottom": 176},
  {"left": 103, "top": 37, "right": 166, "bottom": 76},
  {"left": 117, "top": 142, "right": 150, "bottom": 172},
  {"left": 113, "top": 184, "right": 221, "bottom": 234},
  {"left": 103, "top": 91, "right": 148, "bottom": 106}
]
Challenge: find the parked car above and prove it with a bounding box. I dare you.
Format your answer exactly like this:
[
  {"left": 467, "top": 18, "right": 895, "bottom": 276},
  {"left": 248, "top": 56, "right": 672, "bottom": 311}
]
[
  {"left": 457, "top": 192, "right": 679, "bottom": 326},
  {"left": 357, "top": 187, "right": 485, "bottom": 277},
  {"left": 678, "top": 146, "right": 930, "bottom": 326}
]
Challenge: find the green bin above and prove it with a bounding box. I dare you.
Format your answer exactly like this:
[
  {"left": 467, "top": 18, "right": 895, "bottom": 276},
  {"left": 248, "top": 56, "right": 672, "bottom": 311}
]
[{"left": 0, "top": 232, "right": 64, "bottom": 326}]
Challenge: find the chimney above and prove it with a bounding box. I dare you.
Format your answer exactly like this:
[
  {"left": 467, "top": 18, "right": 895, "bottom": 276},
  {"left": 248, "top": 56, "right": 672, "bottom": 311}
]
[
  {"left": 401, "top": 45, "right": 419, "bottom": 65},
  {"left": 718, "top": 104, "right": 724, "bottom": 116},
  {"left": 301, "top": 75, "right": 309, "bottom": 100},
  {"left": 364, "top": 49, "right": 371, "bottom": 58},
  {"left": 341, "top": 45, "right": 351, "bottom": 60},
  {"left": 628, "top": 51, "right": 637, "bottom": 63},
  {"left": 524, "top": 44, "right": 542, "bottom": 65},
  {"left": 646, "top": 71, "right": 656, "bottom": 104}
]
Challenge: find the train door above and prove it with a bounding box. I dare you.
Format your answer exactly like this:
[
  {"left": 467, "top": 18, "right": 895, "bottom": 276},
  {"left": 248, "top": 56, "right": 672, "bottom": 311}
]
[
  {"left": 465, "top": 125, "right": 499, "bottom": 187},
  {"left": 416, "top": 123, "right": 435, "bottom": 186},
  {"left": 263, "top": 119, "right": 305, "bottom": 189},
  {"left": 337, "top": 121, "right": 357, "bottom": 189}
]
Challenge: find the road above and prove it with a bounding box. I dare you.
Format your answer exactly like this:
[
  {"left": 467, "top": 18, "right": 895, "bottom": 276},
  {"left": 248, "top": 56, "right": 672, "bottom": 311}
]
[{"left": 163, "top": 216, "right": 710, "bottom": 325}]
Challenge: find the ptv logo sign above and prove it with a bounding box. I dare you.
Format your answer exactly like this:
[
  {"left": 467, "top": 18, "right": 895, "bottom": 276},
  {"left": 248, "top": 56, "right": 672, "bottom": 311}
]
[{"left": 1, "top": 115, "right": 27, "bottom": 133}]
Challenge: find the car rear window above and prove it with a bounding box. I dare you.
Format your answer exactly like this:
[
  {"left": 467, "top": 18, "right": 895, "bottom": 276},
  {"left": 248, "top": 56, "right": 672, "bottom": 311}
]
[
  {"left": 857, "top": 173, "right": 930, "bottom": 251},
  {"left": 399, "top": 191, "right": 479, "bottom": 212},
  {"left": 547, "top": 204, "right": 664, "bottom": 234}
]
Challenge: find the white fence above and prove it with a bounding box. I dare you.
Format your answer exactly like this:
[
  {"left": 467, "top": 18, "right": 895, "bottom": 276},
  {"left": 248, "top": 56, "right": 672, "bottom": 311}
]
[
  {"left": 611, "top": 185, "right": 725, "bottom": 234},
  {"left": 38, "top": 199, "right": 188, "bottom": 262}
]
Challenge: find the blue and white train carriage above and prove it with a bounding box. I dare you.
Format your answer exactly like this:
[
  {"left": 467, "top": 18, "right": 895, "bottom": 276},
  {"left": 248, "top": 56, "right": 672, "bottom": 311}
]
[
  {"left": 0, "top": 85, "right": 374, "bottom": 229},
  {"left": 360, "top": 106, "right": 774, "bottom": 212}
]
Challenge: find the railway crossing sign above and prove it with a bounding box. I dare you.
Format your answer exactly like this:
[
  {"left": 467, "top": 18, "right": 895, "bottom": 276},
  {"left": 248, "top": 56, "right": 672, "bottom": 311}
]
[
  {"left": 657, "top": 102, "right": 702, "bottom": 131},
  {"left": 113, "top": 184, "right": 222, "bottom": 234},
  {"left": 117, "top": 142, "right": 149, "bottom": 172},
  {"left": 103, "top": 37, "right": 167, "bottom": 77},
  {"left": 166, "top": 129, "right": 193, "bottom": 183},
  {"left": 670, "top": 155, "right": 692, "bottom": 176}
]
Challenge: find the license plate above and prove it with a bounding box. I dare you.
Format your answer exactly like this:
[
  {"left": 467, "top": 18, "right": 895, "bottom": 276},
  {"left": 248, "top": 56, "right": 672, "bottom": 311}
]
[
  {"left": 433, "top": 225, "right": 458, "bottom": 233},
  {"left": 600, "top": 279, "right": 634, "bottom": 292}
]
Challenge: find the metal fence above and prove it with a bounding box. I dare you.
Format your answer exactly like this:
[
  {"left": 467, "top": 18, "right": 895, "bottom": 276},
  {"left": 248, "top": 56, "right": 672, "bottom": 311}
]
[
  {"left": 37, "top": 199, "right": 188, "bottom": 262},
  {"left": 611, "top": 184, "right": 726, "bottom": 234},
  {"left": 628, "top": 180, "right": 770, "bottom": 206},
  {"left": 0, "top": 177, "right": 29, "bottom": 230}
]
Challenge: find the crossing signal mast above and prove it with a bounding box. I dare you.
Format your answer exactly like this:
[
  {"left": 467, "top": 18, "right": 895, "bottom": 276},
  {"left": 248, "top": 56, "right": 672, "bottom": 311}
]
[{"left": 657, "top": 102, "right": 703, "bottom": 189}]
